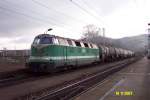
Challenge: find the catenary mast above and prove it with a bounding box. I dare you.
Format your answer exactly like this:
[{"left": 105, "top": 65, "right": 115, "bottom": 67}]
[{"left": 147, "top": 23, "right": 150, "bottom": 59}]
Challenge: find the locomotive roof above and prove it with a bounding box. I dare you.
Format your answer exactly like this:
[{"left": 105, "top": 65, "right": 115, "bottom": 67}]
[
  {"left": 35, "top": 34, "right": 95, "bottom": 44},
  {"left": 35, "top": 34, "right": 134, "bottom": 52}
]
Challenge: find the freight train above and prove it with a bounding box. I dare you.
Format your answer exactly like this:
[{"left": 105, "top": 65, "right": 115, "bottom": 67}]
[{"left": 26, "top": 34, "right": 135, "bottom": 72}]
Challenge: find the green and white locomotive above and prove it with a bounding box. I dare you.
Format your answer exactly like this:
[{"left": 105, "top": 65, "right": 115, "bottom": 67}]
[{"left": 26, "top": 34, "right": 100, "bottom": 72}]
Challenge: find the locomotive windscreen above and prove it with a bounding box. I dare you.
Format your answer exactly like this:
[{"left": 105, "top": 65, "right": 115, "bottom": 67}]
[{"left": 33, "top": 37, "right": 53, "bottom": 44}]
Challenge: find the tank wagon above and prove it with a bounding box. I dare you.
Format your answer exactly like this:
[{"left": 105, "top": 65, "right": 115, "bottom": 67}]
[{"left": 26, "top": 34, "right": 135, "bottom": 72}]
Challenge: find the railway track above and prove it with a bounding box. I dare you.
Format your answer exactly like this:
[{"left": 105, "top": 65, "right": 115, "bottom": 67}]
[
  {"left": 0, "top": 58, "right": 132, "bottom": 88},
  {"left": 0, "top": 69, "right": 33, "bottom": 88},
  {"left": 0, "top": 69, "right": 26, "bottom": 79},
  {"left": 0, "top": 64, "right": 101, "bottom": 88},
  {"left": 17, "top": 58, "right": 139, "bottom": 100},
  {"left": 0, "top": 64, "right": 102, "bottom": 88}
]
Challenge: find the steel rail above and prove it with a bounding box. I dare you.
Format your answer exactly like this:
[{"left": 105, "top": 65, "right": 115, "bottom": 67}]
[{"left": 35, "top": 58, "right": 138, "bottom": 100}]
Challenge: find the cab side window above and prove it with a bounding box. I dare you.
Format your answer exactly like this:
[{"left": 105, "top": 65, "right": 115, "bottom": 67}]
[
  {"left": 75, "top": 41, "right": 81, "bottom": 47},
  {"left": 83, "top": 43, "right": 89, "bottom": 48},
  {"left": 67, "top": 40, "right": 73, "bottom": 46},
  {"left": 58, "top": 38, "right": 69, "bottom": 46},
  {"left": 90, "top": 44, "right": 93, "bottom": 48}
]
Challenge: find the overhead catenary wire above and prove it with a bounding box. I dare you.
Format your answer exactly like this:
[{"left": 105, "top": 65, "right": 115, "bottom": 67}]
[
  {"left": 1, "top": 0, "right": 76, "bottom": 30},
  {"left": 31, "top": 0, "right": 87, "bottom": 25},
  {"left": 0, "top": 6, "right": 78, "bottom": 33},
  {"left": 80, "top": 0, "right": 107, "bottom": 34},
  {"left": 81, "top": 0, "right": 105, "bottom": 23},
  {"left": 0, "top": 6, "right": 52, "bottom": 24},
  {"left": 0, "top": 1, "right": 80, "bottom": 33},
  {"left": 69, "top": 0, "right": 105, "bottom": 26}
]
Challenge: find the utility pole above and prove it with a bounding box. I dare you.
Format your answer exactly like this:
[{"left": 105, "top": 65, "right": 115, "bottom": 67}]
[
  {"left": 102, "top": 28, "right": 105, "bottom": 46},
  {"left": 147, "top": 23, "right": 150, "bottom": 59}
]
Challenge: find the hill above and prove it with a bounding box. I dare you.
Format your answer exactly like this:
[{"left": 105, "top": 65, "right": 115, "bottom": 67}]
[
  {"left": 114, "top": 34, "right": 148, "bottom": 52},
  {"left": 82, "top": 34, "right": 148, "bottom": 53}
]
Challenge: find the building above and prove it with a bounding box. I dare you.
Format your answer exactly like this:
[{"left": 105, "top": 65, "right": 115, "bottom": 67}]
[{"left": 0, "top": 50, "right": 30, "bottom": 57}]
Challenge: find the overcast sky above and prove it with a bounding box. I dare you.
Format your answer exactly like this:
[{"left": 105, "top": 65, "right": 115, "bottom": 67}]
[{"left": 0, "top": 0, "right": 150, "bottom": 50}]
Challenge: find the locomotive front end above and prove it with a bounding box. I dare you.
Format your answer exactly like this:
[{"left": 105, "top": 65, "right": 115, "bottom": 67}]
[{"left": 26, "top": 34, "right": 56, "bottom": 72}]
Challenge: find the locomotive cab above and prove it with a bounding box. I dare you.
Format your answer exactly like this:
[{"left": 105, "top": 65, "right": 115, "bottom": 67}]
[{"left": 27, "top": 34, "right": 58, "bottom": 72}]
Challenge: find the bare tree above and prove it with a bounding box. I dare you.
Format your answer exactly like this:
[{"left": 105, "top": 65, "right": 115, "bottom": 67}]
[
  {"left": 82, "top": 24, "right": 100, "bottom": 38},
  {"left": 81, "top": 24, "right": 113, "bottom": 47}
]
